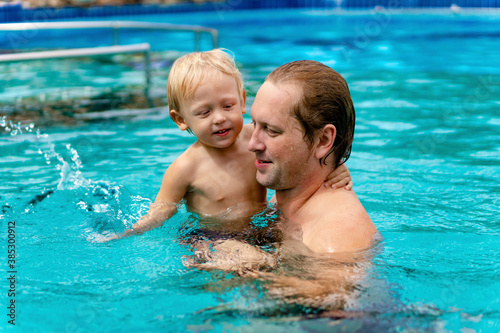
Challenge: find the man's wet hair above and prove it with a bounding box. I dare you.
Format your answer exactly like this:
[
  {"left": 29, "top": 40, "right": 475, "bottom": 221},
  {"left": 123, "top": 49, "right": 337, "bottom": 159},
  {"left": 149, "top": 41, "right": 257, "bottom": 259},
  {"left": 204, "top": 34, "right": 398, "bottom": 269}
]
[{"left": 267, "top": 60, "right": 355, "bottom": 167}]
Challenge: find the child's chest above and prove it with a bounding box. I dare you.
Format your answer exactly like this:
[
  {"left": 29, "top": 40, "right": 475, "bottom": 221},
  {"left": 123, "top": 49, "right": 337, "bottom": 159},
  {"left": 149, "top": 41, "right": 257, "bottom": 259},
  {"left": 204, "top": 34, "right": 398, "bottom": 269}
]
[{"left": 188, "top": 152, "right": 259, "bottom": 203}]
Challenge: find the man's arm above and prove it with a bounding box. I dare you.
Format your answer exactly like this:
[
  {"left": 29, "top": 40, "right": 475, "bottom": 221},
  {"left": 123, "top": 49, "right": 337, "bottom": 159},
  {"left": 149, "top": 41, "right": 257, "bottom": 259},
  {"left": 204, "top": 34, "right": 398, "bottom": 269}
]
[{"left": 256, "top": 247, "right": 372, "bottom": 309}]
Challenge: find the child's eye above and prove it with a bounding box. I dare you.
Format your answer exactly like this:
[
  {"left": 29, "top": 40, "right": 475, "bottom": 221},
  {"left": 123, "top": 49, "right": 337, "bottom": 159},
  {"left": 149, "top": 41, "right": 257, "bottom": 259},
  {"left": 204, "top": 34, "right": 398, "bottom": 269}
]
[
  {"left": 197, "top": 110, "right": 210, "bottom": 117},
  {"left": 223, "top": 104, "right": 233, "bottom": 109}
]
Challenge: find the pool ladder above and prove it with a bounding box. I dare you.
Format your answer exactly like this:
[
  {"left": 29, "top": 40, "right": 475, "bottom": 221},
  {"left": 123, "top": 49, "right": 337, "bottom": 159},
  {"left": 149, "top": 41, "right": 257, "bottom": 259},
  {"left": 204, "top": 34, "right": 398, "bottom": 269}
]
[{"left": 0, "top": 21, "right": 219, "bottom": 106}]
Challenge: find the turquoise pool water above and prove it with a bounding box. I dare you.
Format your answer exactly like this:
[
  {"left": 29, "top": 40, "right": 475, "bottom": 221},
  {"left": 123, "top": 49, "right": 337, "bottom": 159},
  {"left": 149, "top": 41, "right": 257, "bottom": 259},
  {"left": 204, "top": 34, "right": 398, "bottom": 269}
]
[{"left": 1, "top": 8, "right": 500, "bottom": 332}]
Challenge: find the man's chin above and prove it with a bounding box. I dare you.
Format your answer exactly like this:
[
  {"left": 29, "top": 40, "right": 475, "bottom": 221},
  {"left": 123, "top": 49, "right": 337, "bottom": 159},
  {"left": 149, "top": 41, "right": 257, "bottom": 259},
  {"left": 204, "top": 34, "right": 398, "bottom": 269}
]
[
  {"left": 256, "top": 174, "right": 269, "bottom": 187},
  {"left": 256, "top": 174, "right": 279, "bottom": 190}
]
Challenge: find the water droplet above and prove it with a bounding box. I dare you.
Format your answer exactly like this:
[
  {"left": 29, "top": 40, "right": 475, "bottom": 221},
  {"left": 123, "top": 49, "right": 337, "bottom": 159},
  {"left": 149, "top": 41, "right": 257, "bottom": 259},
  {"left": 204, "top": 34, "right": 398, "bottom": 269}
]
[{"left": 25, "top": 123, "right": 35, "bottom": 132}]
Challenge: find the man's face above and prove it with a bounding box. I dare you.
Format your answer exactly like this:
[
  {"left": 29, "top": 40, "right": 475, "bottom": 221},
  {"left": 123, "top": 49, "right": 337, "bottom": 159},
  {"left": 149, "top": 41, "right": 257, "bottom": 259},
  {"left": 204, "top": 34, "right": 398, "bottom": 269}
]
[{"left": 248, "top": 81, "right": 314, "bottom": 190}]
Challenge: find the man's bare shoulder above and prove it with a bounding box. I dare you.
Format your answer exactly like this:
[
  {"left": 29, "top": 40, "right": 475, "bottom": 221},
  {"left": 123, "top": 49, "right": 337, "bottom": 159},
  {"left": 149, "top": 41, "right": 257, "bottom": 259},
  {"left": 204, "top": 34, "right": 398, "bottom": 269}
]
[{"left": 300, "top": 188, "right": 377, "bottom": 253}]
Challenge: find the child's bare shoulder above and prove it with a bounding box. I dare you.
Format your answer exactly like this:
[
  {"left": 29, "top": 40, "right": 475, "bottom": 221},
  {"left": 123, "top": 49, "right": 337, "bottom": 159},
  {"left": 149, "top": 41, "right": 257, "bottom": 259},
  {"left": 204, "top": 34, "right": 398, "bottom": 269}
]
[
  {"left": 155, "top": 144, "right": 202, "bottom": 203},
  {"left": 157, "top": 143, "right": 205, "bottom": 195},
  {"left": 169, "top": 143, "right": 203, "bottom": 173}
]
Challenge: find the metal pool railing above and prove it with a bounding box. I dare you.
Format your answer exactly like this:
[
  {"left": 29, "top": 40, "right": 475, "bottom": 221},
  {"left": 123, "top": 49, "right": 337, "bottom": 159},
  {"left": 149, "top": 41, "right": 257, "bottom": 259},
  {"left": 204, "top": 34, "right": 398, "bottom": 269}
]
[
  {"left": 0, "top": 43, "right": 152, "bottom": 102},
  {"left": 0, "top": 21, "right": 219, "bottom": 51},
  {"left": 0, "top": 21, "right": 219, "bottom": 105}
]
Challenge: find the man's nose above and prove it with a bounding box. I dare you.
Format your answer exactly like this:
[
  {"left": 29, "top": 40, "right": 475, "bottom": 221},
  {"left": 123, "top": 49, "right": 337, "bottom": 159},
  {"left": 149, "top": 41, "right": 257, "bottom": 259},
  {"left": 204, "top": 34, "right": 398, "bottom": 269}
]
[{"left": 248, "top": 127, "right": 265, "bottom": 152}]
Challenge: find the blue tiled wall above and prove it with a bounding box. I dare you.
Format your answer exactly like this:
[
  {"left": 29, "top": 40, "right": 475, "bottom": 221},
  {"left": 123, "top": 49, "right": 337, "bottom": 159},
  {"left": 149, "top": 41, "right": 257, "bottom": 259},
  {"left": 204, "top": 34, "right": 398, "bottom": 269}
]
[{"left": 0, "top": 0, "right": 499, "bottom": 24}]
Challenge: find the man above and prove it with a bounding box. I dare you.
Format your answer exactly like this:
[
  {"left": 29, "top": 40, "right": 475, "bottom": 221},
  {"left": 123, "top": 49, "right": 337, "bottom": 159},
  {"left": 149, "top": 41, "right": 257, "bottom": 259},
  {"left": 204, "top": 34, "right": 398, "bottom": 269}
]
[
  {"left": 248, "top": 60, "right": 377, "bottom": 253},
  {"left": 189, "top": 61, "right": 377, "bottom": 309}
]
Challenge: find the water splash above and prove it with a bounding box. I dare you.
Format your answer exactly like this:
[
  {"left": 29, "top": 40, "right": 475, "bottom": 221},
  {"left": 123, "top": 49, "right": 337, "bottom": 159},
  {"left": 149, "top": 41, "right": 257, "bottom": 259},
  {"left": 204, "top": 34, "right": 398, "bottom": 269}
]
[
  {"left": 1, "top": 116, "right": 150, "bottom": 240},
  {"left": 0, "top": 118, "right": 69, "bottom": 175},
  {"left": 0, "top": 115, "right": 35, "bottom": 136}
]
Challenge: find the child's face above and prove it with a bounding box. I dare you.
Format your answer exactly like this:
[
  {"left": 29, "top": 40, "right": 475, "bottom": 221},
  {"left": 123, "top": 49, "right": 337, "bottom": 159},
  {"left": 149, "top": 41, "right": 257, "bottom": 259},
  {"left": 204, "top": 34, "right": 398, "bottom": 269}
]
[{"left": 172, "top": 73, "right": 246, "bottom": 149}]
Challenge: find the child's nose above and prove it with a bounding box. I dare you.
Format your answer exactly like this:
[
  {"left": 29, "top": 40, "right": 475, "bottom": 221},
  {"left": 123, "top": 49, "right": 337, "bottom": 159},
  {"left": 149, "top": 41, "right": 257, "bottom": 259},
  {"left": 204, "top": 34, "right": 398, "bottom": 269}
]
[{"left": 213, "top": 110, "right": 226, "bottom": 125}]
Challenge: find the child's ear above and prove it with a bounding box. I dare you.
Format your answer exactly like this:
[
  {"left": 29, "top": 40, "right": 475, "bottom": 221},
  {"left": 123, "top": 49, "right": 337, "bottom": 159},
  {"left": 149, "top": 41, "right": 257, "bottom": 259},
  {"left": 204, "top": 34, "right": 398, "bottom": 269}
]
[
  {"left": 170, "top": 110, "right": 189, "bottom": 131},
  {"left": 314, "top": 124, "right": 336, "bottom": 160},
  {"left": 241, "top": 90, "right": 247, "bottom": 115}
]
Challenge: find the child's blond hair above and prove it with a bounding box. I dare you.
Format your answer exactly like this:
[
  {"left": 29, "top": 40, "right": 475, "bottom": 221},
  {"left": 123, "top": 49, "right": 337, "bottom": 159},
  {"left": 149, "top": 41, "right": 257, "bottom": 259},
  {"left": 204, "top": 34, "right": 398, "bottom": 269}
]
[{"left": 167, "top": 49, "right": 245, "bottom": 115}]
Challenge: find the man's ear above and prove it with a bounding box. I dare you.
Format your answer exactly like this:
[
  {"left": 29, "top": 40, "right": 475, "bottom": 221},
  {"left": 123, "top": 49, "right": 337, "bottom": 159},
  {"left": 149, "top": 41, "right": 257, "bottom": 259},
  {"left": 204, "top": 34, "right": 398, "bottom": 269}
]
[
  {"left": 241, "top": 90, "right": 247, "bottom": 115},
  {"left": 170, "top": 110, "right": 189, "bottom": 131},
  {"left": 314, "top": 124, "right": 336, "bottom": 160}
]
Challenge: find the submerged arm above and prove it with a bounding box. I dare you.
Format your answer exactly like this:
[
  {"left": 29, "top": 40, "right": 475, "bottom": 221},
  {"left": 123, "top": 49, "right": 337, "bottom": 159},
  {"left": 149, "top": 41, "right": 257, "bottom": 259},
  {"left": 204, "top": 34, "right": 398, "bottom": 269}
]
[{"left": 257, "top": 243, "right": 373, "bottom": 309}]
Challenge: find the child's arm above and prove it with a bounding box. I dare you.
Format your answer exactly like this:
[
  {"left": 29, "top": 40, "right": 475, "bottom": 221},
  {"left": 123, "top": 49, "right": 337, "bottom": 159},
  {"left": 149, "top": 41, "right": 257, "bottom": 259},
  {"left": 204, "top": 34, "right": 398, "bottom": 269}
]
[
  {"left": 324, "top": 163, "right": 353, "bottom": 190},
  {"left": 112, "top": 158, "right": 191, "bottom": 240}
]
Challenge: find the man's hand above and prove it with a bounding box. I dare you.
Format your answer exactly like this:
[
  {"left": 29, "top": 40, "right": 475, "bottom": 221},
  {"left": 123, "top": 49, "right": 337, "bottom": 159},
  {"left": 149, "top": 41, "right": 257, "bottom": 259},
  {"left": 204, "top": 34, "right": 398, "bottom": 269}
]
[{"left": 324, "top": 163, "right": 353, "bottom": 190}]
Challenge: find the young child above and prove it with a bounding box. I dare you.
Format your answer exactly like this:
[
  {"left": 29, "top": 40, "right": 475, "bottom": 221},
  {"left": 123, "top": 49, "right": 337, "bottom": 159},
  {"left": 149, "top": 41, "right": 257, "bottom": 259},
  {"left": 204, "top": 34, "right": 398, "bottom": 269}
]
[{"left": 113, "top": 49, "right": 351, "bottom": 239}]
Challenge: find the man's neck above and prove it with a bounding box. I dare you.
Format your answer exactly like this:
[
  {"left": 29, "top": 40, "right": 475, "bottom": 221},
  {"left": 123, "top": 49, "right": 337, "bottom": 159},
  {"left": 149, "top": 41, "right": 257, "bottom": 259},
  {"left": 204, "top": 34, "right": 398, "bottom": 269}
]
[{"left": 275, "top": 167, "right": 328, "bottom": 222}]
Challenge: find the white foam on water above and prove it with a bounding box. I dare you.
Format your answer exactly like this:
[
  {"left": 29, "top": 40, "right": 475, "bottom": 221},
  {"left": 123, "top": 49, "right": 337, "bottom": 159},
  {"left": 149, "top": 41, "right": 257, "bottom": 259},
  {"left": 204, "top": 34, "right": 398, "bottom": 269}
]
[
  {"left": 406, "top": 79, "right": 434, "bottom": 84},
  {"left": 133, "top": 128, "right": 182, "bottom": 137},
  {"left": 39, "top": 131, "right": 117, "bottom": 142},
  {"left": 470, "top": 150, "right": 500, "bottom": 160},
  {"left": 356, "top": 98, "right": 420, "bottom": 109},
  {"left": 367, "top": 120, "right": 418, "bottom": 131},
  {"left": 487, "top": 118, "right": 500, "bottom": 126},
  {"left": 360, "top": 139, "right": 390, "bottom": 146},
  {"left": 431, "top": 128, "right": 456, "bottom": 134},
  {"left": 355, "top": 132, "right": 381, "bottom": 138},
  {"left": 353, "top": 80, "right": 396, "bottom": 88}
]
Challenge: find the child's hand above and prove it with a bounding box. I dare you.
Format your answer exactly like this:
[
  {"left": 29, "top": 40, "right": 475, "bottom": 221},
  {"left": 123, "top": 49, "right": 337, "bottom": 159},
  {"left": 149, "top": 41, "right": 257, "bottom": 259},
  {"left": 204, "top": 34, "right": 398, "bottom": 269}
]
[
  {"left": 324, "top": 163, "right": 353, "bottom": 190},
  {"left": 87, "top": 232, "right": 120, "bottom": 243},
  {"left": 101, "top": 234, "right": 120, "bottom": 242}
]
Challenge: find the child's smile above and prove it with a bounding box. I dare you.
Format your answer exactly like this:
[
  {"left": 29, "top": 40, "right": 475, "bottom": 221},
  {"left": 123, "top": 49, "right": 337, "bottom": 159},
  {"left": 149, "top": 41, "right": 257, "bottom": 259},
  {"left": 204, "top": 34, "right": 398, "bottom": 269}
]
[
  {"left": 214, "top": 128, "right": 231, "bottom": 136},
  {"left": 175, "top": 72, "right": 246, "bottom": 149}
]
